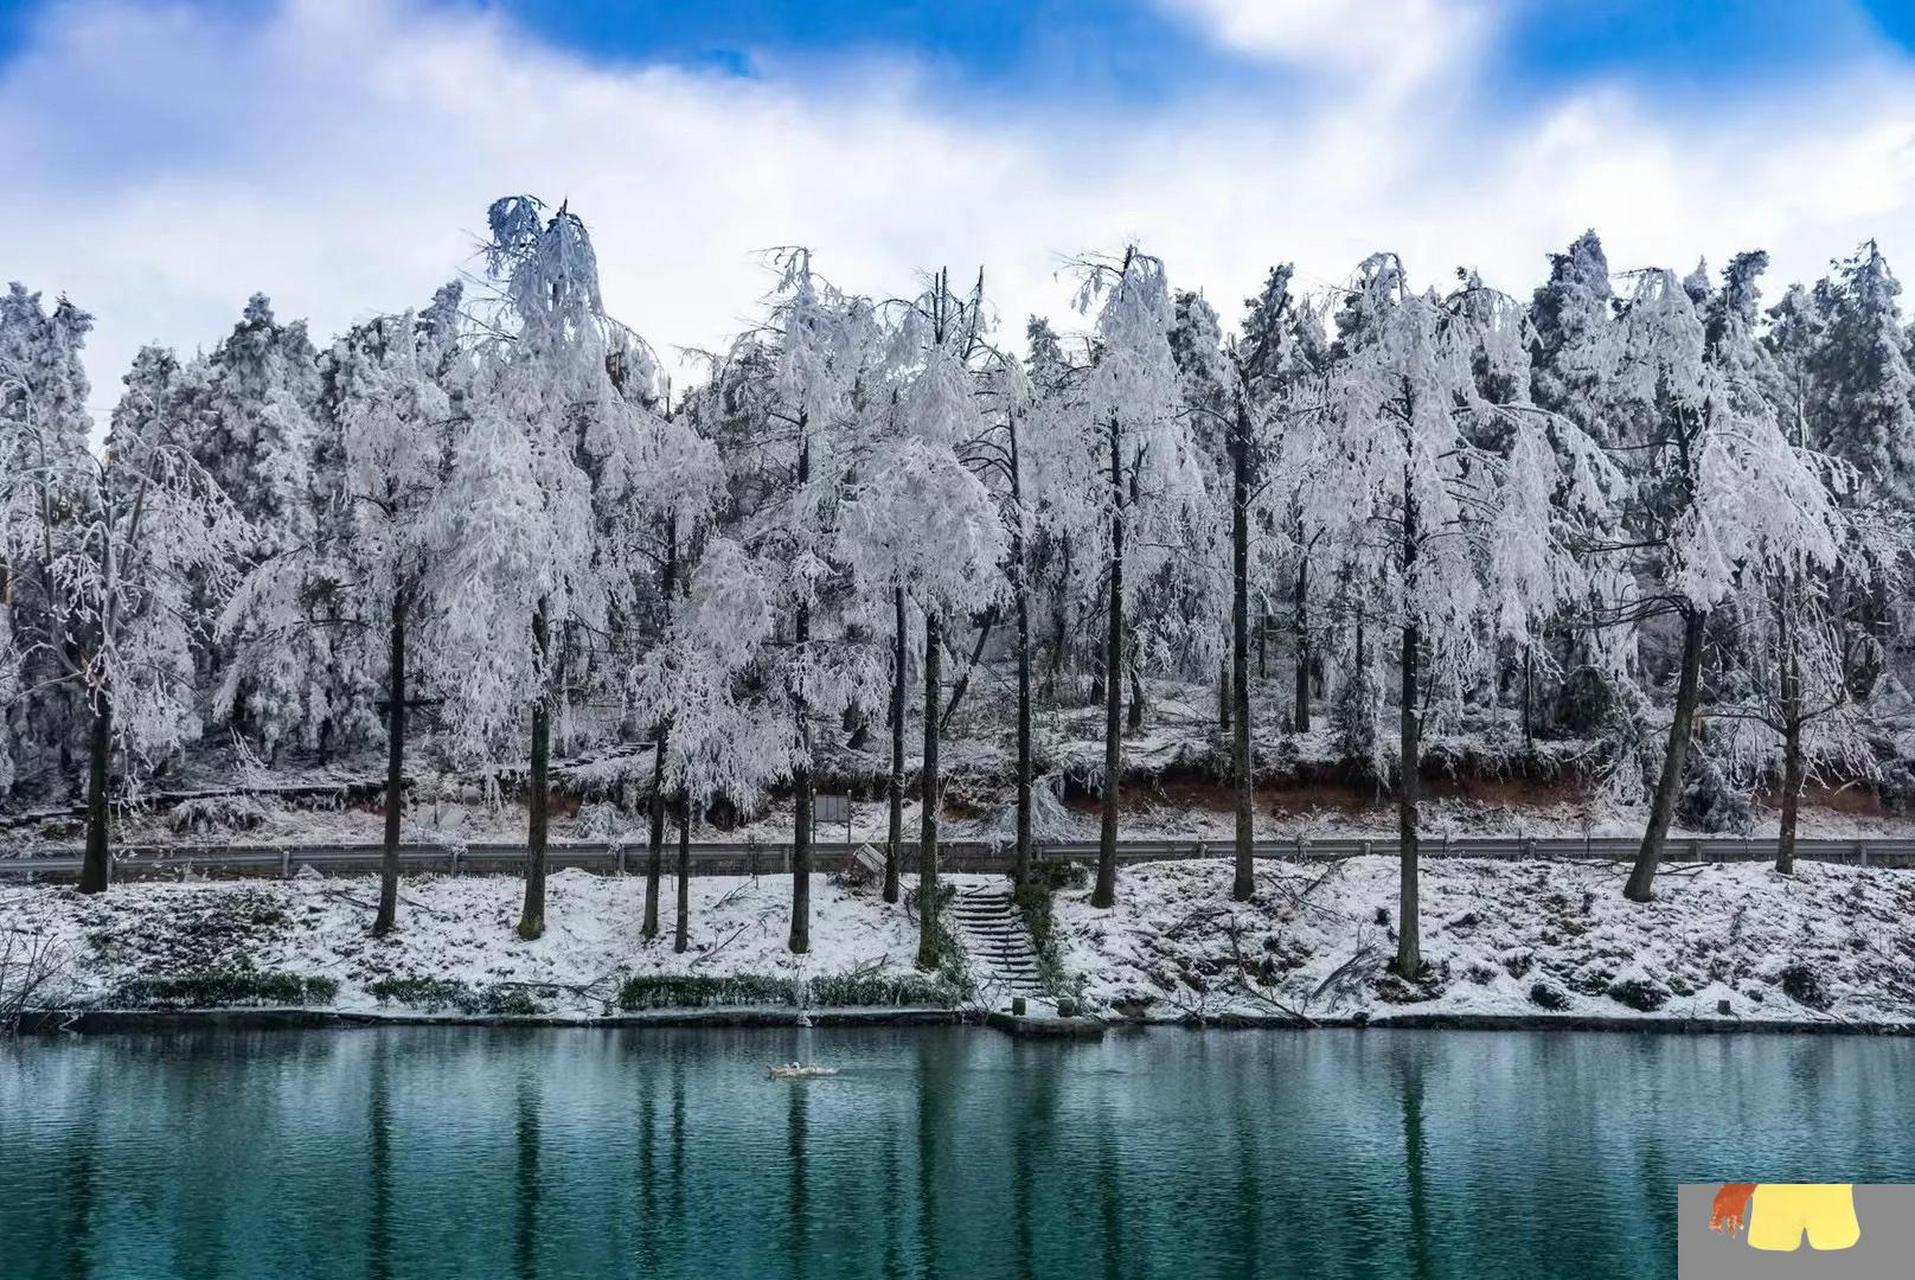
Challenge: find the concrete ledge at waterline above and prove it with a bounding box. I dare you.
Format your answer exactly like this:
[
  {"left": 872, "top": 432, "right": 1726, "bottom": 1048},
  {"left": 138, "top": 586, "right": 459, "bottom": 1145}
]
[
  {"left": 984, "top": 1009, "right": 1107, "bottom": 1039},
  {"left": 12, "top": 1005, "right": 966, "bottom": 1035},
  {"left": 15, "top": 1006, "right": 1912, "bottom": 1037},
  {"left": 1153, "top": 1010, "right": 1915, "bottom": 1036}
]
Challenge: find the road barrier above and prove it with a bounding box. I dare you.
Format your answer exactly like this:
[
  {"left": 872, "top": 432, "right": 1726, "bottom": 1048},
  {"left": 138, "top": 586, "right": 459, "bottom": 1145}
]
[{"left": 3, "top": 833, "right": 1911, "bottom": 881}]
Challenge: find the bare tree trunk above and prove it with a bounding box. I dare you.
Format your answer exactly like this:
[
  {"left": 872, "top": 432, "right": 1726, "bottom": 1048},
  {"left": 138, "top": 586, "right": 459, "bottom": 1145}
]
[
  {"left": 1010, "top": 414, "right": 1033, "bottom": 889},
  {"left": 517, "top": 603, "right": 551, "bottom": 941},
  {"left": 674, "top": 792, "right": 691, "bottom": 953},
  {"left": 789, "top": 424, "right": 813, "bottom": 955},
  {"left": 80, "top": 680, "right": 112, "bottom": 895},
  {"left": 938, "top": 606, "right": 997, "bottom": 732},
  {"left": 1015, "top": 583, "right": 1033, "bottom": 889},
  {"left": 1777, "top": 596, "right": 1803, "bottom": 876},
  {"left": 1231, "top": 401, "right": 1255, "bottom": 902},
  {"left": 1094, "top": 413, "right": 1124, "bottom": 910},
  {"left": 644, "top": 519, "right": 678, "bottom": 939},
  {"left": 1127, "top": 663, "right": 1145, "bottom": 733},
  {"left": 373, "top": 592, "right": 406, "bottom": 935},
  {"left": 918, "top": 611, "right": 943, "bottom": 969},
  {"left": 1522, "top": 645, "right": 1534, "bottom": 752},
  {"left": 1395, "top": 489, "right": 1421, "bottom": 979},
  {"left": 789, "top": 598, "right": 812, "bottom": 955},
  {"left": 643, "top": 726, "right": 665, "bottom": 939},
  {"left": 1626, "top": 607, "right": 1707, "bottom": 901},
  {"left": 886, "top": 584, "right": 905, "bottom": 904},
  {"left": 1293, "top": 550, "right": 1311, "bottom": 734}
]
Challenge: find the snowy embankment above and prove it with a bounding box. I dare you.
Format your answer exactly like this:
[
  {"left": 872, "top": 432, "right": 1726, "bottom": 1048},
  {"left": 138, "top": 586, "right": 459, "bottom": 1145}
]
[
  {"left": 0, "top": 869, "right": 954, "bottom": 1019},
  {"left": 1052, "top": 857, "right": 1915, "bottom": 1028},
  {"left": 6, "top": 857, "right": 1914, "bottom": 1029}
]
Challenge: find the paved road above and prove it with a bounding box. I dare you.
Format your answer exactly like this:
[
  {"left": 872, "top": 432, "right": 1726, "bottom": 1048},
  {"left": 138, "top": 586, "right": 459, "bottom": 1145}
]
[{"left": 4, "top": 833, "right": 1912, "bottom": 879}]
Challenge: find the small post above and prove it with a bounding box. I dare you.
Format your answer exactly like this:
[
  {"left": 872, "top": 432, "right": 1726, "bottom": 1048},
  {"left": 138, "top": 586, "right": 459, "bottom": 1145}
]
[{"left": 280, "top": 848, "right": 291, "bottom": 880}]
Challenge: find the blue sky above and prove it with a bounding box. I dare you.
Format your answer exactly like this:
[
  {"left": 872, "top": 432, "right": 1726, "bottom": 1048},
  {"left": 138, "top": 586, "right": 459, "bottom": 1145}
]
[
  {"left": 439, "top": 0, "right": 1915, "bottom": 99},
  {"left": 1, "top": 0, "right": 1912, "bottom": 417},
  {"left": 8, "top": 0, "right": 1912, "bottom": 103}
]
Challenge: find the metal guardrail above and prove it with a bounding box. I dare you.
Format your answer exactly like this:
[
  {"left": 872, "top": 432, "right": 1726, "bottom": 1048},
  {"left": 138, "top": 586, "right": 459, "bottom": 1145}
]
[{"left": 4, "top": 834, "right": 1914, "bottom": 880}]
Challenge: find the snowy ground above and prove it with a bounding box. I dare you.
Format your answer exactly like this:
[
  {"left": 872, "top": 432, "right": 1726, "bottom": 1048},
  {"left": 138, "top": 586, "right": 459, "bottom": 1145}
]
[
  {"left": 1052, "top": 857, "right": 1915, "bottom": 1027},
  {"left": 6, "top": 856, "right": 1915, "bottom": 1029},
  {"left": 0, "top": 868, "right": 961, "bottom": 1017}
]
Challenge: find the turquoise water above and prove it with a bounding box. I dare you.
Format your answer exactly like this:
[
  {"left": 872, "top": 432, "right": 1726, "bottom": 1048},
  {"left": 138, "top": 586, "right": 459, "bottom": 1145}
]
[{"left": 3, "top": 1027, "right": 1912, "bottom": 1279}]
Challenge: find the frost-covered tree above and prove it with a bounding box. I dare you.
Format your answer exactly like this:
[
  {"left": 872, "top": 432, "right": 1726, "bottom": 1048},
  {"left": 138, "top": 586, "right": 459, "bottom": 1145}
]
[
  {"left": 1280, "top": 255, "right": 1603, "bottom": 974},
  {"left": 1185, "top": 263, "right": 1328, "bottom": 900},
  {"left": 1066, "top": 247, "right": 1205, "bottom": 909},
  {"left": 706, "top": 250, "right": 883, "bottom": 953},
  {"left": 339, "top": 289, "right": 464, "bottom": 933},
  {"left": 424, "top": 197, "right": 655, "bottom": 940},
  {"left": 849, "top": 268, "right": 1006, "bottom": 965},
  {"left": 2, "top": 298, "right": 247, "bottom": 891},
  {"left": 622, "top": 383, "right": 725, "bottom": 948},
  {"left": 1585, "top": 261, "right": 1845, "bottom": 900}
]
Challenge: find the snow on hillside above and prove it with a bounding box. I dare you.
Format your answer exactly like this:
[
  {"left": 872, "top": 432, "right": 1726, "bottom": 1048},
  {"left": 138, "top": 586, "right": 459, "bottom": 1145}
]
[{"left": 1052, "top": 857, "right": 1915, "bottom": 1027}]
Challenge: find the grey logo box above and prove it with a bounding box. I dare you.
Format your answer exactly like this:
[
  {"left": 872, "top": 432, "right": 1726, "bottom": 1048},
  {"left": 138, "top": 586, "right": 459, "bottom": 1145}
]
[{"left": 1679, "top": 1184, "right": 1910, "bottom": 1277}]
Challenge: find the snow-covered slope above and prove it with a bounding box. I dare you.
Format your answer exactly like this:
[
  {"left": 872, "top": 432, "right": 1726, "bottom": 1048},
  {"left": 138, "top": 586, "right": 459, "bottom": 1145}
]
[{"left": 1054, "top": 857, "right": 1915, "bottom": 1027}]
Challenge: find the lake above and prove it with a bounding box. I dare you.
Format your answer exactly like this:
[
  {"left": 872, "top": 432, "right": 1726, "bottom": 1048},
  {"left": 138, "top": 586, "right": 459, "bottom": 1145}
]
[{"left": 3, "top": 1026, "right": 1911, "bottom": 1278}]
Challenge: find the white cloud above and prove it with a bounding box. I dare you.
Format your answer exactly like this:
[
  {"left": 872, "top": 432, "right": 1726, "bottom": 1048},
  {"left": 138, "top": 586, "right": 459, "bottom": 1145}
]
[
  {"left": 1, "top": 0, "right": 1912, "bottom": 426},
  {"left": 1153, "top": 0, "right": 1494, "bottom": 100}
]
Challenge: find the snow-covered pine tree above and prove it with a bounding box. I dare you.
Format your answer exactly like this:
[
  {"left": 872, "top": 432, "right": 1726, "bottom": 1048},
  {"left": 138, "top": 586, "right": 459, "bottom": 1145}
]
[
  {"left": 0, "top": 284, "right": 97, "bottom": 800},
  {"left": 1803, "top": 242, "right": 1915, "bottom": 499},
  {"left": 183, "top": 295, "right": 363, "bottom": 762}
]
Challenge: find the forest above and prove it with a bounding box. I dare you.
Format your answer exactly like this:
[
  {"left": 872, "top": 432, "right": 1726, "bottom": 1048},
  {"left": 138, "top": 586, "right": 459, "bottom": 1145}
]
[{"left": 4, "top": 196, "right": 1914, "bottom": 982}]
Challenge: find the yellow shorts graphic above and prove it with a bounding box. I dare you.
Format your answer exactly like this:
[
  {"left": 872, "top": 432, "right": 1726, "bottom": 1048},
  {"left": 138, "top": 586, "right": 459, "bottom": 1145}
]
[{"left": 1747, "top": 1183, "right": 1861, "bottom": 1252}]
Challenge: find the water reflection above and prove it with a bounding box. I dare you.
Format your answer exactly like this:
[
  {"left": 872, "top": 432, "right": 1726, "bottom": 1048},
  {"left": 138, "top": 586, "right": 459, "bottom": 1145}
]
[
  {"left": 368, "top": 1042, "right": 392, "bottom": 1280},
  {"left": 4, "top": 1028, "right": 1915, "bottom": 1280},
  {"left": 515, "top": 1074, "right": 540, "bottom": 1280}
]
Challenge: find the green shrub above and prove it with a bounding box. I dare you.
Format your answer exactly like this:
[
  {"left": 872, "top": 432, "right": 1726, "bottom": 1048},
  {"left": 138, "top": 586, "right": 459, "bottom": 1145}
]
[
  {"left": 1015, "top": 880, "right": 1070, "bottom": 998},
  {"left": 367, "top": 976, "right": 483, "bottom": 1013},
  {"left": 1606, "top": 975, "right": 1670, "bottom": 1012},
  {"left": 1528, "top": 982, "right": 1570, "bottom": 1011},
  {"left": 1030, "top": 861, "right": 1089, "bottom": 892},
  {"left": 367, "top": 976, "right": 550, "bottom": 1016},
  {"left": 809, "top": 972, "right": 958, "bottom": 1007},
  {"left": 111, "top": 970, "right": 339, "bottom": 1010},
  {"left": 1778, "top": 963, "right": 1830, "bottom": 1011},
  {"left": 615, "top": 971, "right": 961, "bottom": 1012}
]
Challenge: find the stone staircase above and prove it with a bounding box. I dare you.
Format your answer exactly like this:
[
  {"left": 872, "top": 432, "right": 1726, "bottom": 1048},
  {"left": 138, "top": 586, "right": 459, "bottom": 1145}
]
[{"left": 950, "top": 884, "right": 1047, "bottom": 999}]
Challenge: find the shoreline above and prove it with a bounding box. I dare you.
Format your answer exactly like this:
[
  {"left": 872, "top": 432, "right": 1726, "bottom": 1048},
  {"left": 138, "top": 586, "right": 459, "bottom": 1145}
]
[{"left": 14, "top": 1005, "right": 1911, "bottom": 1038}]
